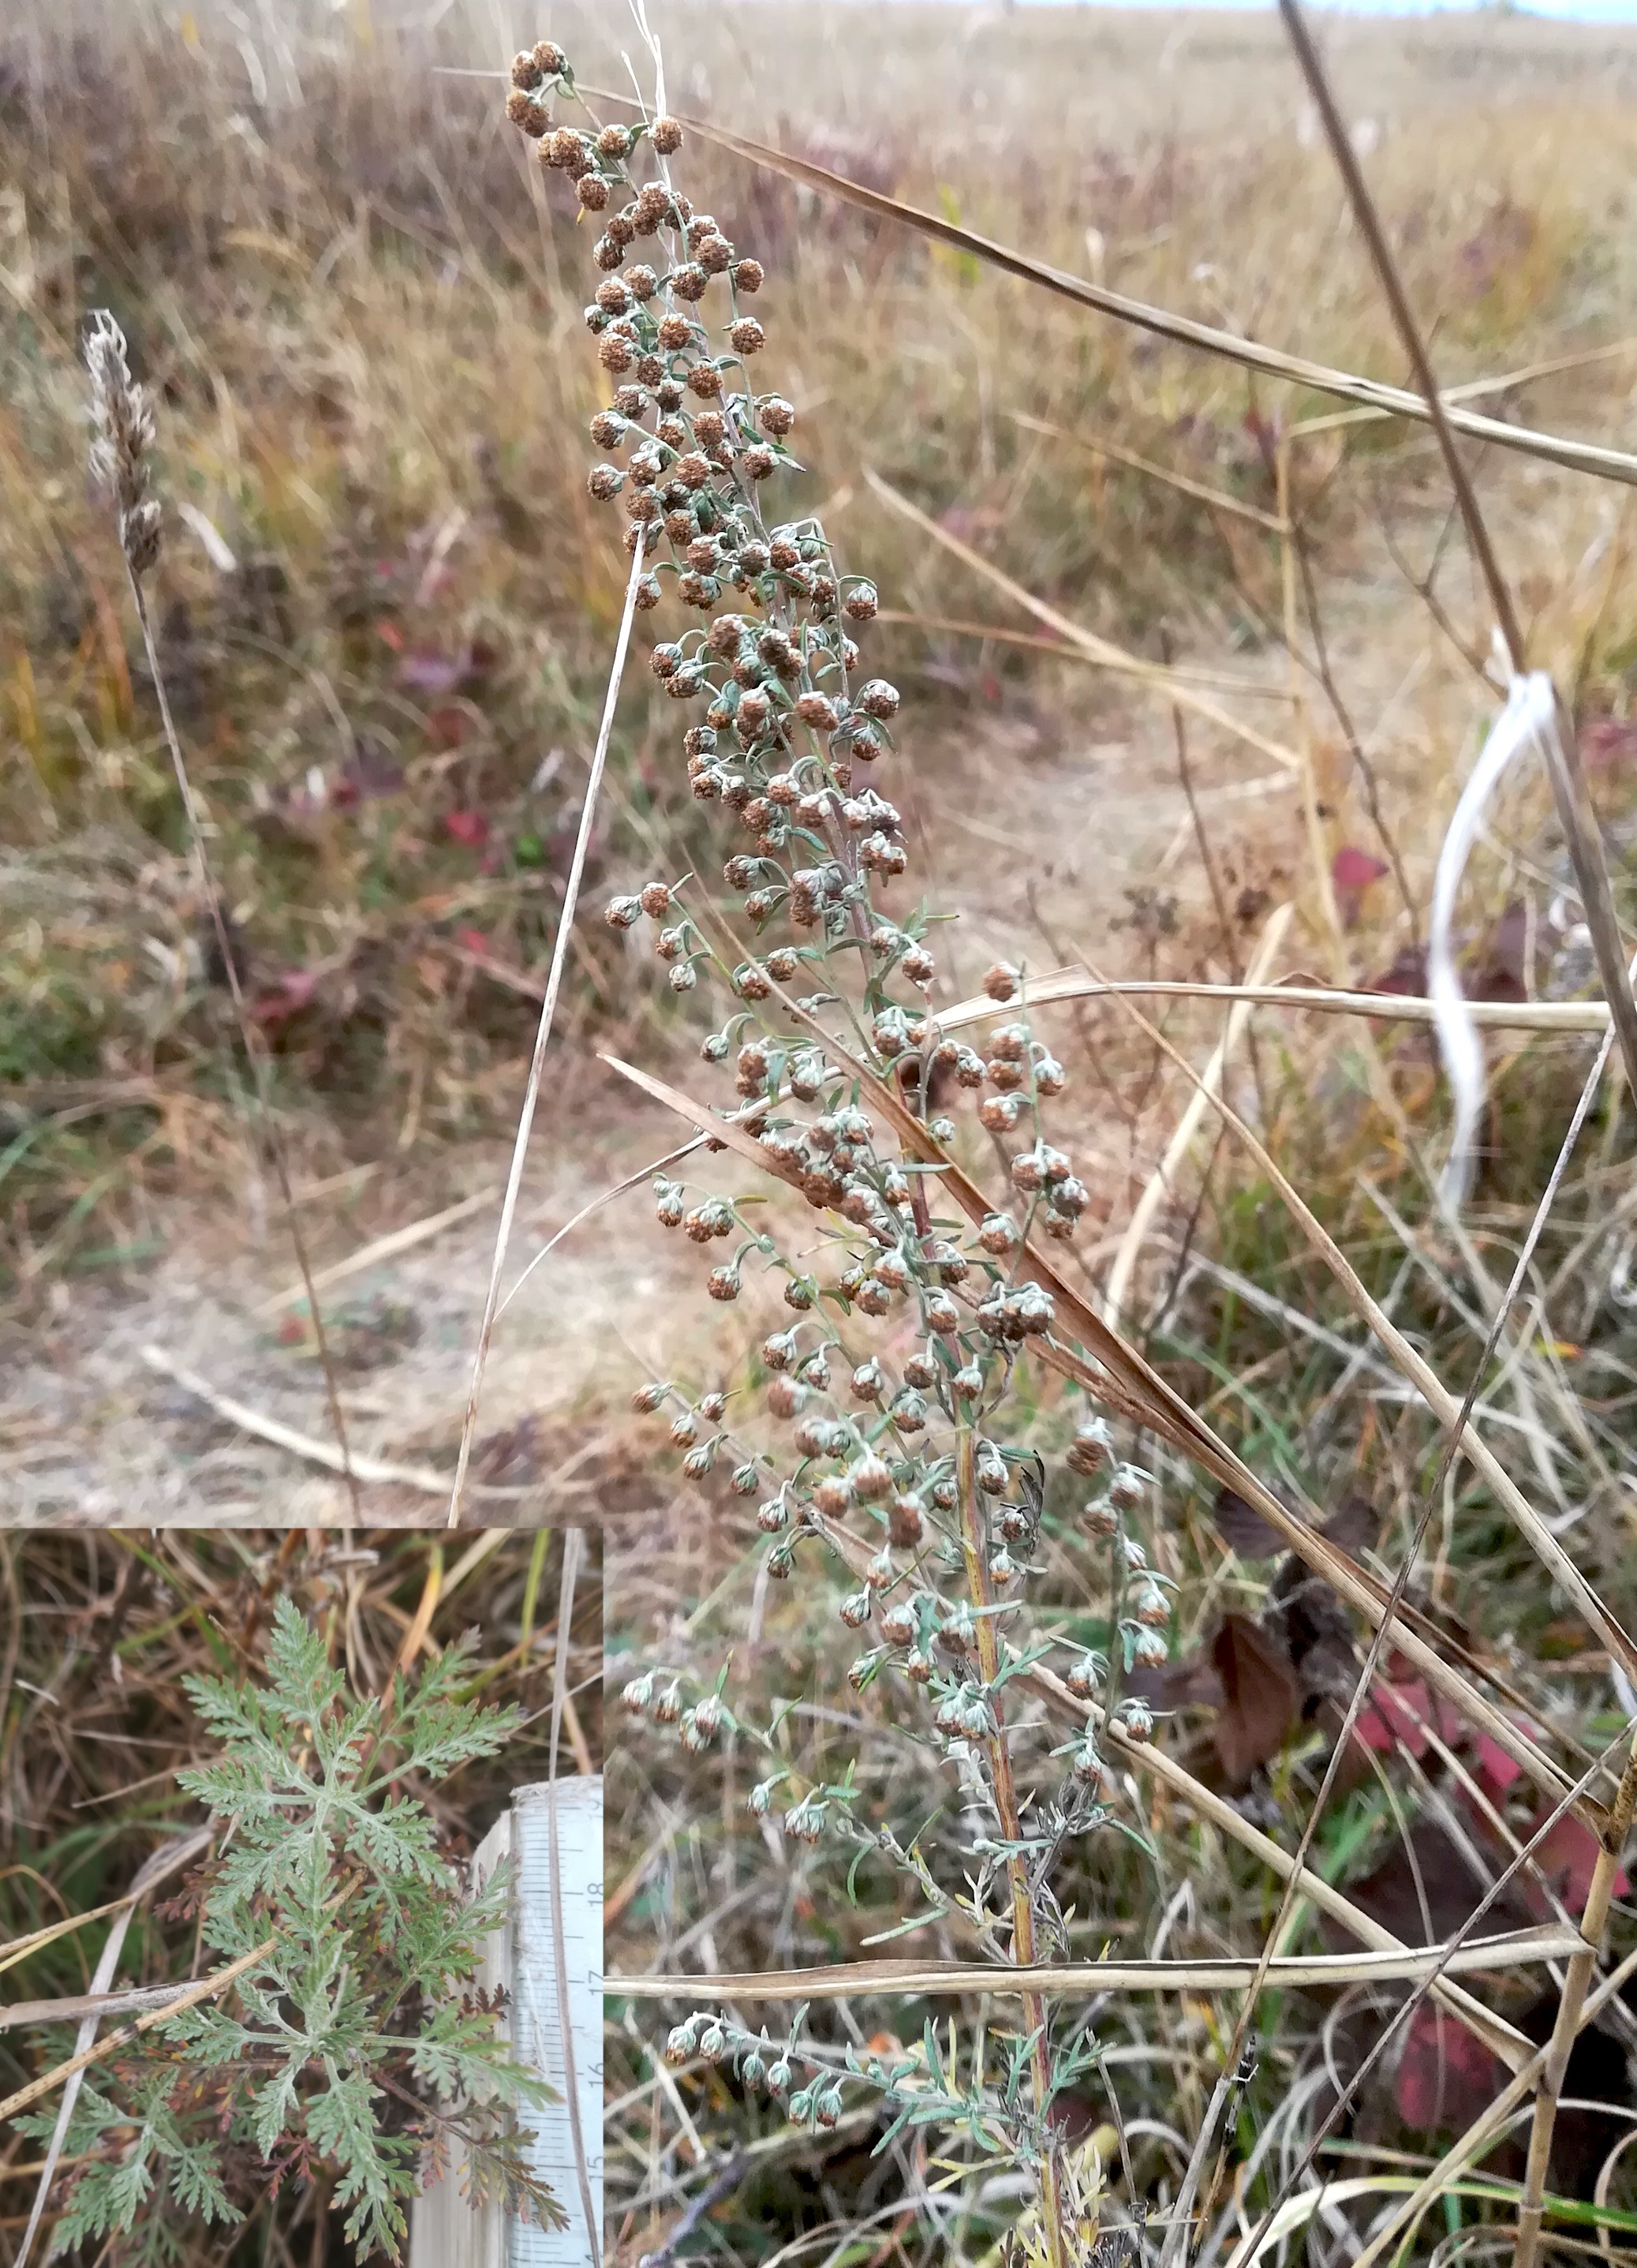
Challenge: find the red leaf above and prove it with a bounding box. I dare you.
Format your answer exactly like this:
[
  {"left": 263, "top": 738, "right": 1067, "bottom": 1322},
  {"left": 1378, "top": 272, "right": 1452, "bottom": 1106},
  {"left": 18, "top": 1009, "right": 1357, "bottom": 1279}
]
[
  {"left": 1527, "top": 1810, "right": 1627, "bottom": 1918},
  {"left": 443, "top": 810, "right": 490, "bottom": 848},
  {"left": 1209, "top": 1614, "right": 1297, "bottom": 1780},
  {"left": 1366, "top": 945, "right": 1429, "bottom": 997},
  {"left": 454, "top": 926, "right": 490, "bottom": 956},
  {"left": 1354, "top": 1680, "right": 1432, "bottom": 1757},
  {"left": 1332, "top": 845, "right": 1389, "bottom": 893},
  {"left": 1475, "top": 1733, "right": 1523, "bottom": 1799},
  {"left": 1396, "top": 2004, "right": 1504, "bottom": 2131}
]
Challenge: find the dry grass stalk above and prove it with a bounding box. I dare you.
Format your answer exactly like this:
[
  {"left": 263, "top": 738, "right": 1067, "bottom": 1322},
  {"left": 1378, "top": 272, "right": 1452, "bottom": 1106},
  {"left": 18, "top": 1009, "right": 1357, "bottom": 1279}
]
[
  {"left": 583, "top": 81, "right": 1637, "bottom": 489},
  {"left": 81, "top": 311, "right": 364, "bottom": 1520},
  {"left": 443, "top": 526, "right": 651, "bottom": 1529}
]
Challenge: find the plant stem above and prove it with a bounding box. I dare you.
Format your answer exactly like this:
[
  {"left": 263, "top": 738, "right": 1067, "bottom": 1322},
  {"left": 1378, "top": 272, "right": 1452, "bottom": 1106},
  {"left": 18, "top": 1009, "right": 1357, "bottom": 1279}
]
[
  {"left": 955, "top": 1420, "right": 1067, "bottom": 2268},
  {"left": 1514, "top": 1736, "right": 1637, "bottom": 2268}
]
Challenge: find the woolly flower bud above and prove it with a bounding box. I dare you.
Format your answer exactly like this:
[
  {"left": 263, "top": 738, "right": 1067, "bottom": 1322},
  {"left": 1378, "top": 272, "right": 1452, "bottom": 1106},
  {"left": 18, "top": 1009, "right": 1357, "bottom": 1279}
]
[
  {"left": 1109, "top": 1463, "right": 1150, "bottom": 1510},
  {"left": 979, "top": 1212, "right": 1019, "bottom": 1256},
  {"left": 839, "top": 1588, "right": 873, "bottom": 1630},
  {"left": 652, "top": 114, "right": 684, "bottom": 154},
  {"left": 1132, "top": 1582, "right": 1170, "bottom": 1629},
  {"left": 621, "top": 1671, "right": 656, "bottom": 1715},
  {"left": 1071, "top": 1735, "right": 1105, "bottom": 1785},
  {"left": 1120, "top": 1698, "right": 1155, "bottom": 1742},
  {"left": 749, "top": 1777, "right": 779, "bottom": 1817},
  {"left": 706, "top": 1267, "right": 740, "bottom": 1302},
  {"left": 630, "top": 1381, "right": 667, "bottom": 1413},
  {"left": 733, "top": 257, "right": 764, "bottom": 292},
  {"left": 1067, "top": 1417, "right": 1114, "bottom": 1477},
  {"left": 1084, "top": 1495, "right": 1119, "bottom": 1539},
  {"left": 850, "top": 1452, "right": 893, "bottom": 1502},
  {"left": 652, "top": 1680, "right": 683, "bottom": 1725},
  {"left": 813, "top": 1475, "right": 854, "bottom": 1518},
  {"left": 665, "top": 2021, "right": 699, "bottom": 2064},
  {"left": 532, "top": 38, "right": 568, "bottom": 74},
  {"left": 506, "top": 88, "right": 550, "bottom": 134},
  {"left": 759, "top": 395, "right": 796, "bottom": 436},
  {"left": 983, "top": 961, "right": 1020, "bottom": 1002},
  {"left": 1130, "top": 1626, "right": 1169, "bottom": 1671},
  {"left": 1064, "top": 1654, "right": 1101, "bottom": 1701},
  {"left": 858, "top": 679, "right": 899, "bottom": 720},
  {"left": 889, "top": 1493, "right": 924, "bottom": 1548},
  {"left": 879, "top": 1598, "right": 919, "bottom": 1647},
  {"left": 730, "top": 316, "right": 765, "bottom": 355}
]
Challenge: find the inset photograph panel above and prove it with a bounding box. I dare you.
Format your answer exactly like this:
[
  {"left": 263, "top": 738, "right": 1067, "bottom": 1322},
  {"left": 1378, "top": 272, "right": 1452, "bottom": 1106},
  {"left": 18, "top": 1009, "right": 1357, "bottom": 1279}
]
[{"left": 0, "top": 1528, "right": 602, "bottom": 2267}]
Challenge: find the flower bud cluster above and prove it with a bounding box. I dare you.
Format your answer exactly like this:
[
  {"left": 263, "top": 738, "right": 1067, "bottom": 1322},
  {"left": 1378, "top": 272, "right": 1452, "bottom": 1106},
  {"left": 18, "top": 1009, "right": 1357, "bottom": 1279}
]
[{"left": 527, "top": 43, "right": 1179, "bottom": 2186}]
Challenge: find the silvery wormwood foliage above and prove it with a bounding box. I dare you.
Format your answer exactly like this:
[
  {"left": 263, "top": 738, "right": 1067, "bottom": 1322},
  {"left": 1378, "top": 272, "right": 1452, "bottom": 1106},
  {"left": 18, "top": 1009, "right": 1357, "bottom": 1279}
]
[
  {"left": 508, "top": 37, "right": 1173, "bottom": 2241},
  {"left": 18, "top": 1597, "right": 566, "bottom": 2266}
]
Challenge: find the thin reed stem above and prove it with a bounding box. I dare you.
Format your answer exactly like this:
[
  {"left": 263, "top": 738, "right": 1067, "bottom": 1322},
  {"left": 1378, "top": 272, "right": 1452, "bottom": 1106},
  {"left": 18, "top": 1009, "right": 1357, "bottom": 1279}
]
[
  {"left": 128, "top": 574, "right": 362, "bottom": 1521},
  {"left": 445, "top": 527, "right": 648, "bottom": 1528},
  {"left": 1514, "top": 1741, "right": 1637, "bottom": 2268}
]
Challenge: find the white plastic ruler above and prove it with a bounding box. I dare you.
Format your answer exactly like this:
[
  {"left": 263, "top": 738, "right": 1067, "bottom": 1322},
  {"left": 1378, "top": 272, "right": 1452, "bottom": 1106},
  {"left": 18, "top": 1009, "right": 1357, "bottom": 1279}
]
[
  {"left": 506, "top": 1776, "right": 604, "bottom": 2268},
  {"left": 409, "top": 1774, "right": 603, "bottom": 2268}
]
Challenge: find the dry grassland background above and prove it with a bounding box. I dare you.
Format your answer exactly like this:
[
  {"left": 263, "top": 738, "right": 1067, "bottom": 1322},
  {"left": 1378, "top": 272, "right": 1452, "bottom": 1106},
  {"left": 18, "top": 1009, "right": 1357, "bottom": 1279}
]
[{"left": 2, "top": 2, "right": 1635, "bottom": 1518}]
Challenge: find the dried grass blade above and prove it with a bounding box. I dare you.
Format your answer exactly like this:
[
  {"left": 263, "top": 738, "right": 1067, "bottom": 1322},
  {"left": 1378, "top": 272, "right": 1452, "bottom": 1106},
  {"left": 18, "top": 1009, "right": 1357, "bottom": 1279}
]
[
  {"left": 934, "top": 972, "right": 1612, "bottom": 1035},
  {"left": 1104, "top": 903, "right": 1292, "bottom": 1331},
  {"left": 1010, "top": 410, "right": 1289, "bottom": 531},
  {"left": 604, "top": 1023, "right": 1583, "bottom": 1821},
  {"left": 136, "top": 1344, "right": 539, "bottom": 1505},
  {"left": 255, "top": 1185, "right": 502, "bottom": 1318},
  {"left": 580, "top": 89, "right": 1637, "bottom": 490},
  {"left": 614, "top": 1928, "right": 1585, "bottom": 2001},
  {"left": 875, "top": 606, "right": 1291, "bottom": 698},
  {"left": 865, "top": 470, "right": 1302, "bottom": 771},
  {"left": 0, "top": 1935, "right": 279, "bottom": 2126},
  {"left": 496, "top": 1139, "right": 705, "bottom": 1319},
  {"left": 1093, "top": 973, "right": 1637, "bottom": 1686},
  {"left": 444, "top": 529, "right": 649, "bottom": 1529}
]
